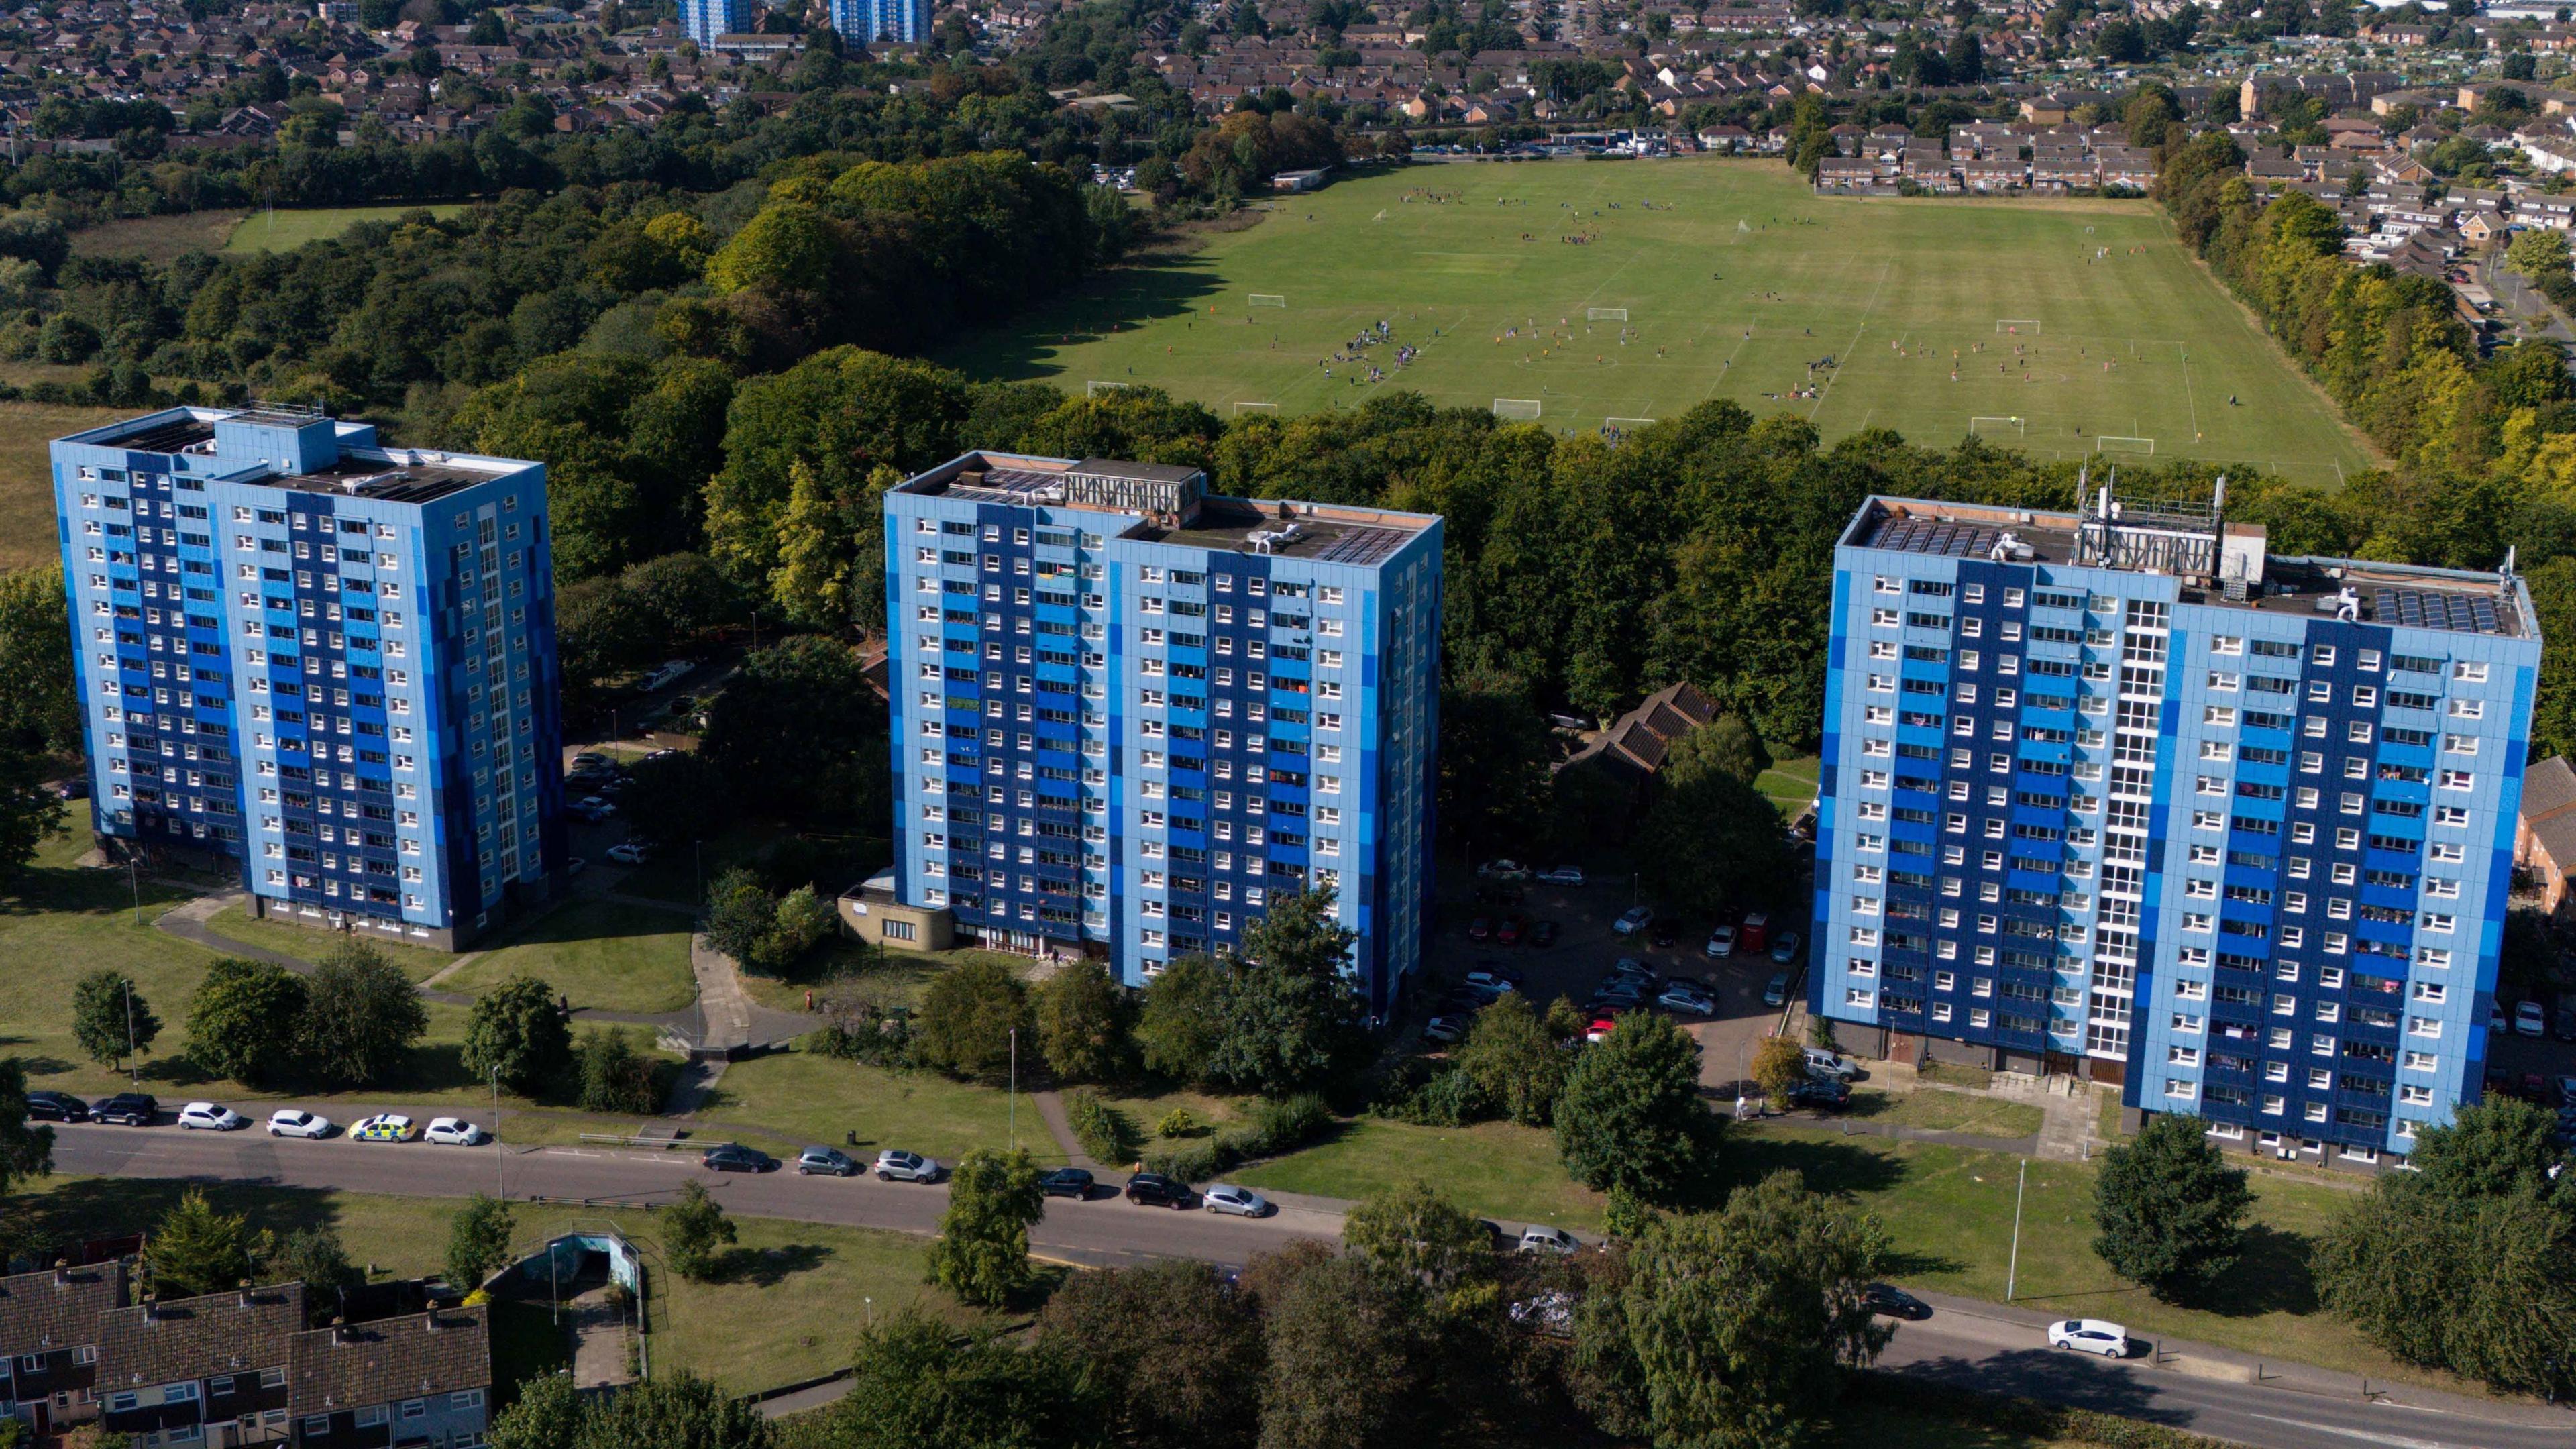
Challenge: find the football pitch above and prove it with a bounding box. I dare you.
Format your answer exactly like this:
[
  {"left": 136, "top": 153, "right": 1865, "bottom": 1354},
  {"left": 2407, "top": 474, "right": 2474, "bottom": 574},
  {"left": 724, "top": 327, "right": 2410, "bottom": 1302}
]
[{"left": 943, "top": 160, "right": 2376, "bottom": 484}]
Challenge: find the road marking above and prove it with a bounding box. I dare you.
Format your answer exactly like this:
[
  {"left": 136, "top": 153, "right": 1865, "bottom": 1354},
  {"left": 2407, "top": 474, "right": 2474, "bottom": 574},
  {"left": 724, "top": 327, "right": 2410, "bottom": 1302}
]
[{"left": 2241, "top": 1412, "right": 2469, "bottom": 1449}]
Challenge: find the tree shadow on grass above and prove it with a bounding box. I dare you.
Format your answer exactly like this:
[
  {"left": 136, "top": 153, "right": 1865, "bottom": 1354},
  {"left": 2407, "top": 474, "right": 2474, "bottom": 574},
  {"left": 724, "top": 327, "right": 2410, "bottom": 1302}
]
[
  {"left": 1717, "top": 1130, "right": 1911, "bottom": 1199},
  {"left": 713, "top": 1241, "right": 832, "bottom": 1288},
  {"left": 942, "top": 253, "right": 1230, "bottom": 382},
  {"left": 2194, "top": 1222, "right": 2318, "bottom": 1319}
]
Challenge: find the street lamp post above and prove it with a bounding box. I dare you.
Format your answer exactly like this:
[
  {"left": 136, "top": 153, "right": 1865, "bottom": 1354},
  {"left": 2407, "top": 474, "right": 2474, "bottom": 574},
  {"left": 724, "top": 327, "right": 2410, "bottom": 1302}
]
[{"left": 2005, "top": 1158, "right": 2029, "bottom": 1301}]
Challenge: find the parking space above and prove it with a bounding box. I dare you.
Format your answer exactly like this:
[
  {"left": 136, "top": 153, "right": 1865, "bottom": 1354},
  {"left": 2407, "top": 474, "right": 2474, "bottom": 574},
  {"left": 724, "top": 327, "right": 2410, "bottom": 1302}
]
[{"left": 2483, "top": 991, "right": 2576, "bottom": 1116}]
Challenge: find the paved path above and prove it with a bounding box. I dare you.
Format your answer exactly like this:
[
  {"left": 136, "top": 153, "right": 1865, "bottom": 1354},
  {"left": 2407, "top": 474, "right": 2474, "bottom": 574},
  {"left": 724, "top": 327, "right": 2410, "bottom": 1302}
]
[{"left": 48, "top": 1123, "right": 2575, "bottom": 1449}]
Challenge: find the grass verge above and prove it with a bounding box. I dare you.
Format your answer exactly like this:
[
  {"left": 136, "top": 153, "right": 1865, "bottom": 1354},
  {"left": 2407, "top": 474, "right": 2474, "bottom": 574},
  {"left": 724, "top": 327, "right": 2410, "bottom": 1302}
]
[
  {"left": 444, "top": 898, "right": 699, "bottom": 1014},
  {"left": 206, "top": 902, "right": 460, "bottom": 980}
]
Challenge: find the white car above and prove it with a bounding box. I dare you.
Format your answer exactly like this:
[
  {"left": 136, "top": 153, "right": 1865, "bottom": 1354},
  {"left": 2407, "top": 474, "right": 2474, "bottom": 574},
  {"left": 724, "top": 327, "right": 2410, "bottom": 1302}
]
[
  {"left": 178, "top": 1102, "right": 247, "bottom": 1132},
  {"left": 1477, "top": 859, "right": 1532, "bottom": 881},
  {"left": 1538, "top": 866, "right": 1585, "bottom": 885},
  {"left": 641, "top": 661, "right": 692, "bottom": 692},
  {"left": 1656, "top": 983, "right": 1717, "bottom": 1015},
  {"left": 266, "top": 1109, "right": 332, "bottom": 1139},
  {"left": 565, "top": 857, "right": 587, "bottom": 877},
  {"left": 349, "top": 1113, "right": 417, "bottom": 1144},
  {"left": 1803, "top": 1046, "right": 1860, "bottom": 1080},
  {"left": 2514, "top": 1000, "right": 2547, "bottom": 1038},
  {"left": 1203, "top": 1185, "right": 1271, "bottom": 1218},
  {"left": 607, "top": 841, "right": 650, "bottom": 865},
  {"left": 424, "top": 1117, "right": 488, "bottom": 1146},
  {"left": 876, "top": 1150, "right": 941, "bottom": 1183},
  {"left": 1613, "top": 906, "right": 1653, "bottom": 936},
  {"left": 2049, "top": 1318, "right": 2129, "bottom": 1358},
  {"left": 1517, "top": 1225, "right": 1580, "bottom": 1256}
]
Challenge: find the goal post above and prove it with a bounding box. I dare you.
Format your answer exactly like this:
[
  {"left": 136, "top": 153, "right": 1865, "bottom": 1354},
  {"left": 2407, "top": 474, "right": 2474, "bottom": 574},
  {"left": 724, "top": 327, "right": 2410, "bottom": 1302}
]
[
  {"left": 1587, "top": 307, "right": 1630, "bottom": 322},
  {"left": 1085, "top": 380, "right": 1134, "bottom": 397},
  {"left": 2096, "top": 435, "right": 2156, "bottom": 455},
  {"left": 1248, "top": 293, "right": 1288, "bottom": 308},
  {"left": 1996, "top": 319, "right": 2041, "bottom": 333},
  {"left": 1233, "top": 401, "right": 1279, "bottom": 415},
  {"left": 1603, "top": 416, "right": 1657, "bottom": 430},
  {"left": 1493, "top": 398, "right": 1543, "bottom": 421},
  {"left": 1968, "top": 415, "right": 2026, "bottom": 436}
]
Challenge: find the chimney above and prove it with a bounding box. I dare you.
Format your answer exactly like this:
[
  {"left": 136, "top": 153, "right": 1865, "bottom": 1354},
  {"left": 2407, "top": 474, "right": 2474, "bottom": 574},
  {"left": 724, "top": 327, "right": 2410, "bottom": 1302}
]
[
  {"left": 423, "top": 1311, "right": 439, "bottom": 1334},
  {"left": 53, "top": 1260, "right": 68, "bottom": 1288},
  {"left": 142, "top": 1297, "right": 159, "bottom": 1324},
  {"left": 331, "top": 1318, "right": 349, "bottom": 1346}
]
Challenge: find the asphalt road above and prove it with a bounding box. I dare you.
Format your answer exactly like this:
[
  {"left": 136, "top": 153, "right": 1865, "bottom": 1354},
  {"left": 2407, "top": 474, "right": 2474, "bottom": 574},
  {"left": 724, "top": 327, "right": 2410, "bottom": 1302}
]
[{"left": 50, "top": 1124, "right": 2576, "bottom": 1449}]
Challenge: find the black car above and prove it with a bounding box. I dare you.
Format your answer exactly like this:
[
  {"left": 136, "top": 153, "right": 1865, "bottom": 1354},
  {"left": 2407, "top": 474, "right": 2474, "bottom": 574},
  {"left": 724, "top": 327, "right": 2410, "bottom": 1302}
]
[
  {"left": 1040, "top": 1167, "right": 1095, "bottom": 1199},
  {"left": 1862, "top": 1283, "right": 1931, "bottom": 1320},
  {"left": 24, "top": 1090, "right": 89, "bottom": 1122},
  {"left": 1124, "top": 1172, "right": 1193, "bottom": 1208},
  {"left": 1786, "top": 1079, "right": 1851, "bottom": 1112},
  {"left": 91, "top": 1093, "right": 157, "bottom": 1126},
  {"left": 1650, "top": 923, "right": 1678, "bottom": 949},
  {"left": 701, "top": 1143, "right": 775, "bottom": 1173},
  {"left": 1529, "top": 920, "right": 1559, "bottom": 948}
]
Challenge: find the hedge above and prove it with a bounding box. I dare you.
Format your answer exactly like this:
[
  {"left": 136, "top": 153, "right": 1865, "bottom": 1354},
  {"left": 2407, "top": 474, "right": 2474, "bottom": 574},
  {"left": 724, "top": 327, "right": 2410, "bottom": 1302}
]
[
  {"left": 1144, "top": 1093, "right": 1332, "bottom": 1183},
  {"left": 1064, "top": 1089, "right": 1139, "bottom": 1167}
]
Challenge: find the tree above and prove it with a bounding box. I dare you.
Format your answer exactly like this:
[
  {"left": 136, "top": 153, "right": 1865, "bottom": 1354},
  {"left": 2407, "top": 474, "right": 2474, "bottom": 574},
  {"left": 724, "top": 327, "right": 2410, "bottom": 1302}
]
[
  {"left": 1450, "top": 994, "right": 1566, "bottom": 1126},
  {"left": 1342, "top": 1177, "right": 1489, "bottom": 1289},
  {"left": 462, "top": 974, "right": 573, "bottom": 1094},
  {"left": 1435, "top": 669, "right": 1555, "bottom": 852},
  {"left": 2508, "top": 226, "right": 2571, "bottom": 284},
  {"left": 572, "top": 1371, "right": 771, "bottom": 1449},
  {"left": 1037, "top": 1259, "right": 1260, "bottom": 1448},
  {"left": 1556, "top": 1012, "right": 1713, "bottom": 1203},
  {"left": 184, "top": 959, "right": 307, "bottom": 1087},
  {"left": 1034, "top": 961, "right": 1134, "bottom": 1085},
  {"left": 1750, "top": 1036, "right": 1807, "bottom": 1105},
  {"left": 578, "top": 1028, "right": 662, "bottom": 1114},
  {"left": 1134, "top": 953, "right": 1226, "bottom": 1081},
  {"left": 914, "top": 959, "right": 1031, "bottom": 1083},
  {"left": 1203, "top": 959, "right": 1354, "bottom": 1099},
  {"left": 70, "top": 970, "right": 157, "bottom": 1070},
  {"left": 299, "top": 941, "right": 427, "bottom": 1086},
  {"left": 0, "top": 733, "right": 60, "bottom": 888},
  {"left": 488, "top": 1371, "right": 584, "bottom": 1449},
  {"left": 698, "top": 635, "right": 888, "bottom": 829},
  {"left": 761, "top": 887, "right": 838, "bottom": 973},
  {"left": 268, "top": 1226, "right": 356, "bottom": 1322},
  {"left": 445, "top": 1194, "right": 516, "bottom": 1295},
  {"left": 663, "top": 1179, "right": 737, "bottom": 1281},
  {"left": 620, "top": 751, "right": 732, "bottom": 851},
  {"left": 2092, "top": 1112, "right": 2255, "bottom": 1302},
  {"left": 928, "top": 1148, "right": 1046, "bottom": 1307},
  {"left": 822, "top": 1313, "right": 1112, "bottom": 1449},
  {"left": 1695, "top": 714, "right": 1774, "bottom": 786},
  {"left": 702, "top": 867, "right": 778, "bottom": 967},
  {"left": 1258, "top": 1254, "right": 1430, "bottom": 1449},
  {"left": 0, "top": 1059, "right": 55, "bottom": 1197},
  {"left": 1634, "top": 725, "right": 1792, "bottom": 918},
  {"left": 146, "top": 1189, "right": 256, "bottom": 1299},
  {"left": 1575, "top": 1171, "right": 1889, "bottom": 1446},
  {"left": 0, "top": 564, "right": 80, "bottom": 755},
  {"left": 1236, "top": 884, "right": 1358, "bottom": 979}
]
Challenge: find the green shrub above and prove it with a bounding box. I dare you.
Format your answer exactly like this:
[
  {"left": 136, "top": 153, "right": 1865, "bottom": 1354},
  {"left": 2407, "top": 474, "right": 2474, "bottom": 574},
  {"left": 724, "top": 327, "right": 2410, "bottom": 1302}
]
[
  {"left": 1143, "top": 1141, "right": 1227, "bottom": 1183},
  {"left": 1369, "top": 1061, "right": 1491, "bottom": 1126},
  {"left": 1065, "top": 1089, "right": 1139, "bottom": 1165},
  {"left": 1143, "top": 1093, "right": 1332, "bottom": 1182}
]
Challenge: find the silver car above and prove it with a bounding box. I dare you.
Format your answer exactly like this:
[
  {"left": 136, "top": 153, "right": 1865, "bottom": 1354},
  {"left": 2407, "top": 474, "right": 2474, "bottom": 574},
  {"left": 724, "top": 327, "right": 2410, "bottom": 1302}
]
[
  {"left": 875, "top": 1150, "right": 941, "bottom": 1183},
  {"left": 1203, "top": 1185, "right": 1271, "bottom": 1217},
  {"left": 1517, "top": 1225, "right": 1580, "bottom": 1256}
]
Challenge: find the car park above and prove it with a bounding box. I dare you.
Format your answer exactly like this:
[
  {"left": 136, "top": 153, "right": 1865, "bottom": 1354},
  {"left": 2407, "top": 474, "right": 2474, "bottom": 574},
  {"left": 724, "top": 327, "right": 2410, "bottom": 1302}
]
[
  {"left": 1529, "top": 920, "right": 1559, "bottom": 947},
  {"left": 607, "top": 841, "right": 651, "bottom": 865},
  {"left": 1424, "top": 1015, "right": 1468, "bottom": 1044},
  {"left": 576, "top": 796, "right": 617, "bottom": 817},
  {"left": 2557, "top": 1000, "right": 2576, "bottom": 1043},
  {"left": 1203, "top": 1185, "right": 1271, "bottom": 1218},
  {"left": 1590, "top": 982, "right": 1645, "bottom": 1010},
  {"left": 1762, "top": 973, "right": 1792, "bottom": 1008},
  {"left": 1497, "top": 916, "right": 1525, "bottom": 946},
  {"left": 1124, "top": 1172, "right": 1192, "bottom": 1208},
  {"left": 1705, "top": 924, "right": 1738, "bottom": 958},
  {"left": 350, "top": 1114, "right": 415, "bottom": 1143},
  {"left": 1862, "top": 1284, "right": 1931, "bottom": 1320},
  {"left": 1467, "top": 917, "right": 1493, "bottom": 942},
  {"left": 1517, "top": 1226, "right": 1580, "bottom": 1256},
  {"left": 702, "top": 1143, "right": 774, "bottom": 1173},
  {"left": 797, "top": 1147, "right": 859, "bottom": 1177},
  {"left": 1739, "top": 912, "right": 1772, "bottom": 954},
  {"left": 1464, "top": 969, "right": 1520, "bottom": 994},
  {"left": 1538, "top": 866, "right": 1585, "bottom": 885},
  {"left": 2048, "top": 1319, "right": 2129, "bottom": 1358},
  {"left": 425, "top": 1118, "right": 488, "bottom": 1146},
  {"left": 1803, "top": 1047, "right": 1859, "bottom": 1079},
  {"left": 1787, "top": 1079, "right": 1851, "bottom": 1111},
  {"left": 1768, "top": 932, "right": 1803, "bottom": 966},
  {"left": 875, "top": 1150, "right": 941, "bottom": 1183},
  {"left": 178, "top": 1102, "right": 247, "bottom": 1132},
  {"left": 23, "top": 1090, "right": 88, "bottom": 1122},
  {"left": 1478, "top": 860, "right": 1533, "bottom": 881},
  {"left": 267, "top": 1109, "right": 331, "bottom": 1138},
  {"left": 91, "top": 1093, "right": 157, "bottom": 1126},
  {"left": 1656, "top": 983, "right": 1717, "bottom": 1015},
  {"left": 1040, "top": 1167, "right": 1095, "bottom": 1198},
  {"left": 2515, "top": 1000, "right": 2547, "bottom": 1038},
  {"left": 1613, "top": 906, "right": 1653, "bottom": 936}
]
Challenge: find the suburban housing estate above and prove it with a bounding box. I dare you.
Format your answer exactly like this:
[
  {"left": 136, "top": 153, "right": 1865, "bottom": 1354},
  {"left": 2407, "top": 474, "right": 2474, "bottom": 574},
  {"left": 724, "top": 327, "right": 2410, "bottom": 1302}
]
[
  {"left": 1811, "top": 484, "right": 2540, "bottom": 1168},
  {"left": 50, "top": 407, "right": 568, "bottom": 951},
  {"left": 873, "top": 451, "right": 1442, "bottom": 1019}
]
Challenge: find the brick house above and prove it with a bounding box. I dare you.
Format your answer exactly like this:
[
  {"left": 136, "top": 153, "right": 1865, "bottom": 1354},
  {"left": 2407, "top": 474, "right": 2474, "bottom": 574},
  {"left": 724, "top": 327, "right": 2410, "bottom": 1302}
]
[{"left": 0, "top": 1262, "right": 128, "bottom": 1436}]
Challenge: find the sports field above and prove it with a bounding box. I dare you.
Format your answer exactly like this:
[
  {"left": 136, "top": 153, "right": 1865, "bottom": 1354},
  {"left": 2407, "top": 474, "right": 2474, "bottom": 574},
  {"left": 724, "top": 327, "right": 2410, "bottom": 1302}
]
[
  {"left": 221, "top": 203, "right": 471, "bottom": 254},
  {"left": 946, "top": 160, "right": 2375, "bottom": 482}
]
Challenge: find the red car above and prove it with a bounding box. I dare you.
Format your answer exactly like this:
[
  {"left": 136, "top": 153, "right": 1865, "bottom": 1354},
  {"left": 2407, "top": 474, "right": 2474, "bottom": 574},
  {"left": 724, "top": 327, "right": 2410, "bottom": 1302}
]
[
  {"left": 1468, "top": 917, "right": 1493, "bottom": 941},
  {"left": 1498, "top": 915, "right": 1525, "bottom": 946},
  {"left": 1585, "top": 1016, "right": 1621, "bottom": 1043}
]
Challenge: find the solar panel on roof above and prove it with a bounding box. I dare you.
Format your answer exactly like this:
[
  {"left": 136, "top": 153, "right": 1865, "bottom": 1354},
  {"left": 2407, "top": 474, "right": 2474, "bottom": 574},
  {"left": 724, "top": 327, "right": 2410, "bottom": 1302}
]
[{"left": 1315, "top": 526, "right": 1403, "bottom": 565}]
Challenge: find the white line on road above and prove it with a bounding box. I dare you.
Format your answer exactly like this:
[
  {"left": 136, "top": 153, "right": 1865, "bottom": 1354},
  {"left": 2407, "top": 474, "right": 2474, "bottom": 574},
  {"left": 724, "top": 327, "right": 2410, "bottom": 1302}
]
[{"left": 2241, "top": 1413, "right": 2468, "bottom": 1449}]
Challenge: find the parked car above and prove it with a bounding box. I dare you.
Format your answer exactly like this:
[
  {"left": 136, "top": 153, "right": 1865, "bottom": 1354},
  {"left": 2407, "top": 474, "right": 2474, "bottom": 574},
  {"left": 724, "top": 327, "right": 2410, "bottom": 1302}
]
[
  {"left": 56, "top": 777, "right": 89, "bottom": 800},
  {"left": 1424, "top": 1014, "right": 1469, "bottom": 1044},
  {"left": 565, "top": 857, "right": 587, "bottom": 877},
  {"left": 1762, "top": 973, "right": 1792, "bottom": 1008},
  {"left": 1124, "top": 1172, "right": 1193, "bottom": 1208},
  {"left": 1705, "top": 924, "right": 1739, "bottom": 958},
  {"left": 575, "top": 796, "right": 617, "bottom": 817},
  {"left": 2555, "top": 1000, "right": 2576, "bottom": 1044},
  {"left": 1517, "top": 1225, "right": 1580, "bottom": 1256},
  {"left": 1739, "top": 912, "right": 1772, "bottom": 954},
  {"left": 1040, "top": 1167, "right": 1095, "bottom": 1198},
  {"left": 1497, "top": 916, "right": 1525, "bottom": 946},
  {"left": 1589, "top": 983, "right": 1645, "bottom": 1012},
  {"left": 1804, "top": 1046, "right": 1860, "bottom": 1080},
  {"left": 1768, "top": 932, "right": 1803, "bottom": 966},
  {"left": 572, "top": 751, "right": 612, "bottom": 768},
  {"left": 1203, "top": 1185, "right": 1271, "bottom": 1218},
  {"left": 2491, "top": 1004, "right": 2508, "bottom": 1033},
  {"left": 640, "top": 660, "right": 692, "bottom": 692},
  {"left": 1538, "top": 866, "right": 1585, "bottom": 885},
  {"left": 1787, "top": 1078, "right": 1851, "bottom": 1111},
  {"left": 1467, "top": 917, "right": 1493, "bottom": 942},
  {"left": 425, "top": 1117, "right": 488, "bottom": 1146},
  {"left": 1478, "top": 859, "right": 1533, "bottom": 881},
  {"left": 91, "top": 1093, "right": 158, "bottom": 1126},
  {"left": 1650, "top": 922, "right": 1678, "bottom": 949},
  {"left": 349, "top": 1114, "right": 415, "bottom": 1143},
  {"left": 1585, "top": 1016, "right": 1621, "bottom": 1044},
  {"left": 1529, "top": 920, "right": 1560, "bottom": 948},
  {"left": 1862, "top": 1284, "right": 1931, "bottom": 1320},
  {"left": 1613, "top": 906, "right": 1654, "bottom": 936},
  {"left": 875, "top": 1150, "right": 941, "bottom": 1183},
  {"left": 178, "top": 1102, "right": 247, "bottom": 1132},
  {"left": 796, "top": 1147, "right": 859, "bottom": 1177},
  {"left": 606, "top": 841, "right": 651, "bottom": 865},
  {"left": 266, "top": 1109, "right": 331, "bottom": 1139},
  {"left": 700, "top": 1143, "right": 773, "bottom": 1173},
  {"left": 23, "top": 1090, "right": 88, "bottom": 1122},
  {"left": 2558, "top": 1075, "right": 2576, "bottom": 1108},
  {"left": 1657, "top": 983, "right": 1717, "bottom": 1016},
  {"left": 1464, "top": 969, "right": 1520, "bottom": 994},
  {"left": 2049, "top": 1319, "right": 2130, "bottom": 1358},
  {"left": 2515, "top": 1000, "right": 2547, "bottom": 1038}
]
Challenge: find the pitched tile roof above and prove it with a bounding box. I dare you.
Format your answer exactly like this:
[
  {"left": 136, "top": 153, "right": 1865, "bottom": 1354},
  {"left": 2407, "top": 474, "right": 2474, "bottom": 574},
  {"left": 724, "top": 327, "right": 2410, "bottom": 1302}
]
[
  {"left": 97, "top": 1285, "right": 305, "bottom": 1388},
  {"left": 0, "top": 1263, "right": 128, "bottom": 1352},
  {"left": 287, "top": 1307, "right": 490, "bottom": 1415}
]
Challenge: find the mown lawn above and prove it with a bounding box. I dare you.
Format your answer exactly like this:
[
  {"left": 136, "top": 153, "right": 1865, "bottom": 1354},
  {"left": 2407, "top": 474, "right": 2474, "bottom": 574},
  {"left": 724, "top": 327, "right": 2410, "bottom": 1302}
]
[
  {"left": 443, "top": 898, "right": 699, "bottom": 1014},
  {"left": 0, "top": 399, "right": 131, "bottom": 571},
  {"left": 1234, "top": 1116, "right": 1608, "bottom": 1230},
  {"left": 205, "top": 902, "right": 460, "bottom": 981},
  {"left": 1845, "top": 1085, "right": 2044, "bottom": 1139},
  {"left": 696, "top": 1044, "right": 1042, "bottom": 1166},
  {"left": 222, "top": 203, "right": 471, "bottom": 253}
]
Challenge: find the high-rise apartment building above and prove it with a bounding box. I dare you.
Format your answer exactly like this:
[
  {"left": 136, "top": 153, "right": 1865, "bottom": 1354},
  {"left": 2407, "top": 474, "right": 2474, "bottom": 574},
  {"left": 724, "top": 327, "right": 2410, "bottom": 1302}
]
[
  {"left": 679, "top": 0, "right": 751, "bottom": 48},
  {"left": 1811, "top": 484, "right": 2539, "bottom": 1167},
  {"left": 829, "top": 0, "right": 930, "bottom": 44},
  {"left": 881, "top": 451, "right": 1441, "bottom": 1018},
  {"left": 52, "top": 407, "right": 565, "bottom": 951}
]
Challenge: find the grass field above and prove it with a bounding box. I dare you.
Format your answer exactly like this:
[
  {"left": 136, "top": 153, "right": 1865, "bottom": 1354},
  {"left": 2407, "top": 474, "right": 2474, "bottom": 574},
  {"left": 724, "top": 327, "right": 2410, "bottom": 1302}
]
[
  {"left": 945, "top": 160, "right": 2374, "bottom": 481},
  {"left": 223, "top": 203, "right": 471, "bottom": 254},
  {"left": 443, "top": 898, "right": 700, "bottom": 1014},
  {"left": 70, "top": 211, "right": 252, "bottom": 264},
  {"left": 0, "top": 400, "right": 127, "bottom": 572}
]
